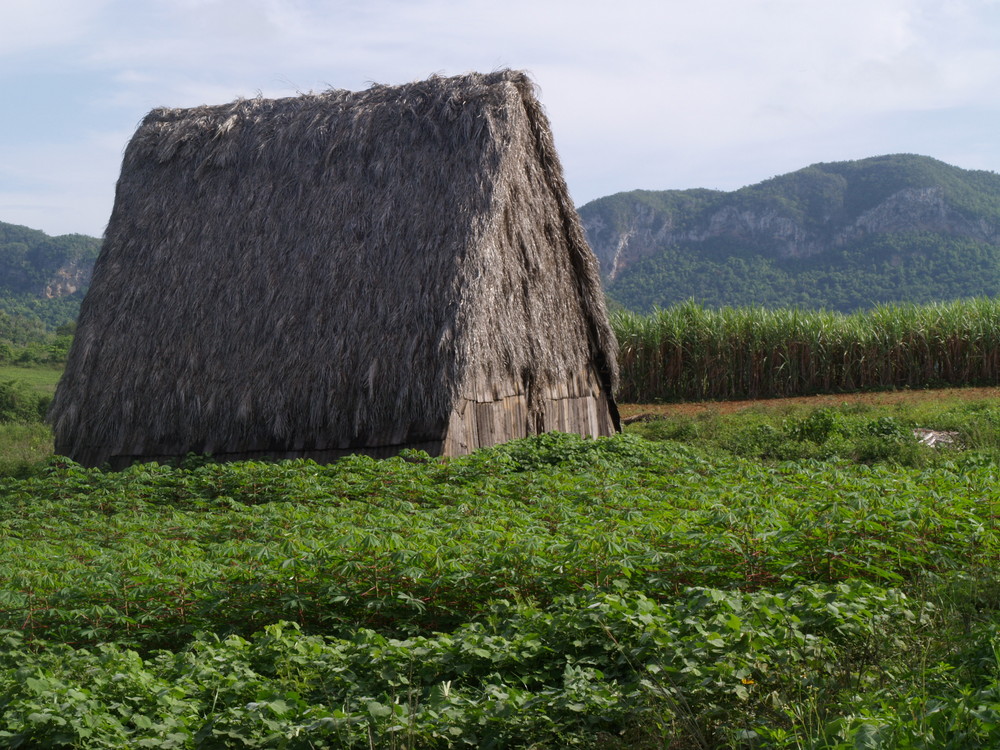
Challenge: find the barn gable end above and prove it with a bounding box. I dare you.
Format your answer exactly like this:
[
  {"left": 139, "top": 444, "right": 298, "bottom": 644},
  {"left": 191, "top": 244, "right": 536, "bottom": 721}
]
[{"left": 49, "top": 70, "right": 619, "bottom": 467}]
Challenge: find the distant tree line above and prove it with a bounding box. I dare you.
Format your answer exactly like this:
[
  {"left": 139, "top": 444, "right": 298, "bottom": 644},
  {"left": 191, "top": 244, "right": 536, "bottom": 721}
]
[
  {"left": 584, "top": 154, "right": 1000, "bottom": 314},
  {"left": 608, "top": 233, "right": 1000, "bottom": 314},
  {"left": 0, "top": 310, "right": 73, "bottom": 366}
]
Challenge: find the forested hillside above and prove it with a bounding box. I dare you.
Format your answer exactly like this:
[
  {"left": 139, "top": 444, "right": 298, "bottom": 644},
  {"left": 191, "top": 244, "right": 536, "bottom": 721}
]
[
  {"left": 0, "top": 221, "right": 99, "bottom": 328},
  {"left": 580, "top": 154, "right": 1000, "bottom": 312},
  {"left": 7, "top": 154, "right": 1000, "bottom": 323}
]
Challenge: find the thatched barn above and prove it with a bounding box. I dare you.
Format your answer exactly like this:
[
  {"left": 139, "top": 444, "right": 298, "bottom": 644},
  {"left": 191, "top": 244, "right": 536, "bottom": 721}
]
[{"left": 49, "top": 70, "right": 620, "bottom": 467}]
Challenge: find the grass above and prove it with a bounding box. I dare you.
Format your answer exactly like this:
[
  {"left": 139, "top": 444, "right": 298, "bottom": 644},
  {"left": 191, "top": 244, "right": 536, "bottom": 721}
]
[
  {"left": 0, "top": 364, "right": 62, "bottom": 394},
  {"left": 613, "top": 298, "right": 1000, "bottom": 402},
  {"left": 0, "top": 365, "right": 60, "bottom": 475},
  {"left": 0, "top": 423, "right": 53, "bottom": 476},
  {"left": 624, "top": 388, "right": 1000, "bottom": 466}
]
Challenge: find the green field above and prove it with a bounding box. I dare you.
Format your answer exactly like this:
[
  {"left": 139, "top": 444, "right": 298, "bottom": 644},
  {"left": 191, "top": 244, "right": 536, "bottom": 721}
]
[
  {"left": 1, "top": 404, "right": 999, "bottom": 747},
  {"left": 0, "top": 364, "right": 62, "bottom": 393},
  {"left": 0, "top": 352, "right": 1000, "bottom": 746},
  {"left": 614, "top": 298, "right": 1000, "bottom": 403}
]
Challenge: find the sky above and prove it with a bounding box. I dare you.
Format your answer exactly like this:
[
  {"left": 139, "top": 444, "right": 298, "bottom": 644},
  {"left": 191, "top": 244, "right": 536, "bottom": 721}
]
[{"left": 3, "top": 0, "right": 1000, "bottom": 238}]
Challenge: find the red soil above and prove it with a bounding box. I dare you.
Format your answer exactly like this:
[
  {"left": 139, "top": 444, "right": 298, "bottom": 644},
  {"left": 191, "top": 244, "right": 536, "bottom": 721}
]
[{"left": 619, "top": 386, "right": 1000, "bottom": 420}]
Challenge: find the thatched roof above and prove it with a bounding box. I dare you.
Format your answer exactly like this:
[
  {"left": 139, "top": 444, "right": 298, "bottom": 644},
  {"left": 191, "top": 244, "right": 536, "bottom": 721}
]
[{"left": 49, "top": 70, "right": 619, "bottom": 465}]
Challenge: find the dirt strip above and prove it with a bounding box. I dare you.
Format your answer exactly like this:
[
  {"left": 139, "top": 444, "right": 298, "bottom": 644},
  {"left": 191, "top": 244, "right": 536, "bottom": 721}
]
[{"left": 619, "top": 386, "right": 1000, "bottom": 420}]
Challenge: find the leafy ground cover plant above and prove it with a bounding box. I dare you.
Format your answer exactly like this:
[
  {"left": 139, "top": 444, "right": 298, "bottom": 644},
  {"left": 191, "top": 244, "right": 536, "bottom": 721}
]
[
  {"left": 0, "top": 432, "right": 999, "bottom": 746},
  {"left": 625, "top": 396, "right": 1000, "bottom": 467},
  {"left": 3, "top": 581, "right": 978, "bottom": 749}
]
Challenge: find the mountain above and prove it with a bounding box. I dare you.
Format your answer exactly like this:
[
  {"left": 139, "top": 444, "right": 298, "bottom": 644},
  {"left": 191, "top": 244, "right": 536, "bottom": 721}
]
[
  {"left": 579, "top": 154, "right": 1000, "bottom": 313},
  {"left": 0, "top": 221, "right": 100, "bottom": 327},
  {"left": 6, "top": 153, "right": 1000, "bottom": 326}
]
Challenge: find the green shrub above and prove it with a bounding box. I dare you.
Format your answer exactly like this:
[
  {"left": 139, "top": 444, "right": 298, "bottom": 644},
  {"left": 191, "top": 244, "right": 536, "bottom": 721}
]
[
  {"left": 0, "top": 379, "right": 49, "bottom": 423},
  {"left": 634, "top": 405, "right": 931, "bottom": 466}
]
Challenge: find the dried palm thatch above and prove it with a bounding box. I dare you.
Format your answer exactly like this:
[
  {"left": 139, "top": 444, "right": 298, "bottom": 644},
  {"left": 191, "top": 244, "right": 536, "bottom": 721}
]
[{"left": 49, "top": 70, "right": 620, "bottom": 467}]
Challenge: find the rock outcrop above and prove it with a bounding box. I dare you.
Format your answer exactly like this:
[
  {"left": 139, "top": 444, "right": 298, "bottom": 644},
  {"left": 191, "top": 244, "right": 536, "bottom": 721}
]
[{"left": 580, "top": 155, "right": 1000, "bottom": 283}]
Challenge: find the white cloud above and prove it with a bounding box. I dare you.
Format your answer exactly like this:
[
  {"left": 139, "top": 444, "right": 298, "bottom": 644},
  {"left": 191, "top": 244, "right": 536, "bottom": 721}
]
[
  {"left": 0, "top": 129, "right": 127, "bottom": 236},
  {"left": 0, "top": 0, "right": 111, "bottom": 56},
  {"left": 4, "top": 0, "right": 1000, "bottom": 233}
]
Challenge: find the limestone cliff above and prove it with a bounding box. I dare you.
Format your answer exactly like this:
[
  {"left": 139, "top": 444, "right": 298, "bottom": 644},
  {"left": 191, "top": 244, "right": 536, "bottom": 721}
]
[
  {"left": 0, "top": 222, "right": 99, "bottom": 300},
  {"left": 583, "top": 157, "right": 1000, "bottom": 282},
  {"left": 579, "top": 155, "right": 1000, "bottom": 312}
]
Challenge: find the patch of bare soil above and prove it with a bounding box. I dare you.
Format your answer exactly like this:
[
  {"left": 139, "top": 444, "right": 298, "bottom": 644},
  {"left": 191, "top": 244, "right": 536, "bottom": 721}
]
[{"left": 620, "top": 386, "right": 1000, "bottom": 420}]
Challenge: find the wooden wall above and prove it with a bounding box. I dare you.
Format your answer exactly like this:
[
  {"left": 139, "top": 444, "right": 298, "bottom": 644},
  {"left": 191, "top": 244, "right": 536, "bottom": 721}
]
[
  {"left": 94, "top": 368, "right": 617, "bottom": 467},
  {"left": 443, "top": 366, "right": 617, "bottom": 455}
]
